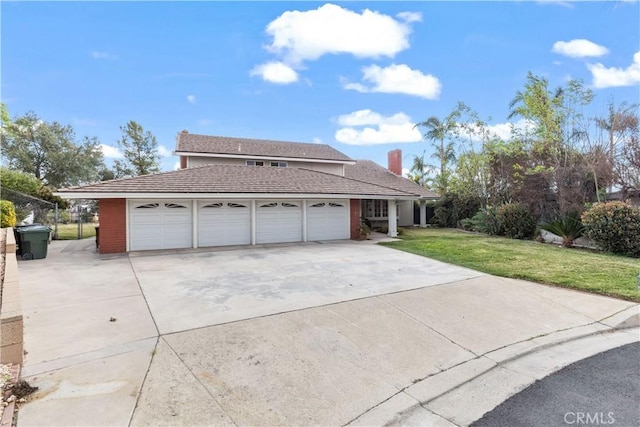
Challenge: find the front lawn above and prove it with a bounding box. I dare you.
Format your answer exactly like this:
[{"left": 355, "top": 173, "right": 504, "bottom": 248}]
[
  {"left": 382, "top": 228, "right": 640, "bottom": 302},
  {"left": 53, "top": 223, "right": 97, "bottom": 240}
]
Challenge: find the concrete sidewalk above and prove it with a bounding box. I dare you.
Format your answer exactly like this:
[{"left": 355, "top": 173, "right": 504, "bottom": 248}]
[{"left": 14, "top": 239, "right": 639, "bottom": 426}]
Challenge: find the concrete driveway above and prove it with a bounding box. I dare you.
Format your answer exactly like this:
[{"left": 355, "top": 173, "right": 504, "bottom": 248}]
[
  {"left": 128, "top": 240, "right": 484, "bottom": 334},
  {"left": 15, "top": 239, "right": 639, "bottom": 426}
]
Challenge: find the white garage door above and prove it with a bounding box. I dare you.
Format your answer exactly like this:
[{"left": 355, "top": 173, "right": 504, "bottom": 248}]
[
  {"left": 199, "top": 201, "right": 251, "bottom": 247},
  {"left": 306, "top": 200, "right": 349, "bottom": 241},
  {"left": 256, "top": 201, "right": 302, "bottom": 244},
  {"left": 129, "top": 201, "right": 192, "bottom": 251}
]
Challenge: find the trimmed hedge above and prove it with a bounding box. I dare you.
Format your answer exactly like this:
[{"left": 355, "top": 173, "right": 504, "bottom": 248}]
[{"left": 582, "top": 201, "right": 640, "bottom": 257}]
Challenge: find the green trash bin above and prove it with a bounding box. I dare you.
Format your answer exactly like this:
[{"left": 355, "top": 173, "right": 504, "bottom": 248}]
[{"left": 16, "top": 225, "right": 51, "bottom": 260}]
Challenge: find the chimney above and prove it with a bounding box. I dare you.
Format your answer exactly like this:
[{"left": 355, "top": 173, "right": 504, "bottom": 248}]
[
  {"left": 388, "top": 149, "right": 402, "bottom": 175},
  {"left": 181, "top": 129, "right": 189, "bottom": 134}
]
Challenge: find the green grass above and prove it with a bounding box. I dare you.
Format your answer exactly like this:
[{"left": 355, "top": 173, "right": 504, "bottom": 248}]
[
  {"left": 53, "top": 223, "right": 97, "bottom": 240},
  {"left": 382, "top": 228, "right": 640, "bottom": 302}
]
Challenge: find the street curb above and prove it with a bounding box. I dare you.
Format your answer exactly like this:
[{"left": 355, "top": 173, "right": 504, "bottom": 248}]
[{"left": 348, "top": 320, "right": 640, "bottom": 427}]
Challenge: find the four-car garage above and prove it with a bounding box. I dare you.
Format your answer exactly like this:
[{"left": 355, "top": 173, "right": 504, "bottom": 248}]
[{"left": 127, "top": 199, "right": 350, "bottom": 251}]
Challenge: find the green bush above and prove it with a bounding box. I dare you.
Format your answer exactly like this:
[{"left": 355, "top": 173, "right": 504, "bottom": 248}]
[
  {"left": 581, "top": 201, "right": 640, "bottom": 257},
  {"left": 462, "top": 205, "right": 503, "bottom": 235},
  {"left": 431, "top": 192, "right": 482, "bottom": 228},
  {"left": 0, "top": 200, "right": 17, "bottom": 228},
  {"left": 497, "top": 203, "right": 537, "bottom": 240}
]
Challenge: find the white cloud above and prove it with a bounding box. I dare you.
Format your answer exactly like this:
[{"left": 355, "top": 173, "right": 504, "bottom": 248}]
[
  {"left": 343, "top": 64, "right": 441, "bottom": 99},
  {"left": 187, "top": 95, "right": 196, "bottom": 104},
  {"left": 311, "top": 137, "right": 323, "bottom": 144},
  {"left": 401, "top": 168, "right": 410, "bottom": 178},
  {"left": 335, "top": 109, "right": 422, "bottom": 145},
  {"left": 396, "top": 11, "right": 422, "bottom": 23},
  {"left": 100, "top": 144, "right": 123, "bottom": 159},
  {"left": 90, "top": 51, "right": 118, "bottom": 60},
  {"left": 264, "top": 4, "right": 415, "bottom": 65},
  {"left": 198, "top": 118, "right": 213, "bottom": 126},
  {"left": 588, "top": 51, "right": 640, "bottom": 88},
  {"left": 173, "top": 161, "right": 181, "bottom": 171},
  {"left": 552, "top": 39, "right": 609, "bottom": 58},
  {"left": 157, "top": 145, "right": 173, "bottom": 158},
  {"left": 250, "top": 61, "right": 299, "bottom": 84}
]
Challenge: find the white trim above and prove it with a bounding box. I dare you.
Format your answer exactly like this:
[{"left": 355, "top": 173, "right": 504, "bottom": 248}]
[
  {"left": 125, "top": 200, "right": 130, "bottom": 252},
  {"left": 58, "top": 192, "right": 419, "bottom": 201},
  {"left": 302, "top": 200, "right": 307, "bottom": 242},
  {"left": 250, "top": 200, "right": 256, "bottom": 245},
  {"left": 192, "top": 199, "right": 198, "bottom": 248},
  {"left": 174, "top": 151, "right": 356, "bottom": 165}
]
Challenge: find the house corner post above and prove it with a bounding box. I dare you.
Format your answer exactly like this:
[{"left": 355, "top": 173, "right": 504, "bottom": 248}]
[
  {"left": 419, "top": 200, "right": 427, "bottom": 228},
  {"left": 388, "top": 199, "right": 398, "bottom": 237}
]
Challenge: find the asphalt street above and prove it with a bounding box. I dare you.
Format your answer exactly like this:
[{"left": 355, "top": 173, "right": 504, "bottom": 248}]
[{"left": 473, "top": 342, "right": 640, "bottom": 427}]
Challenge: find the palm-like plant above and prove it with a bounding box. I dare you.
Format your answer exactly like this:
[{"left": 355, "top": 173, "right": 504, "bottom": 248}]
[
  {"left": 540, "top": 211, "right": 585, "bottom": 248},
  {"left": 408, "top": 151, "right": 434, "bottom": 187},
  {"left": 415, "top": 116, "right": 457, "bottom": 196}
]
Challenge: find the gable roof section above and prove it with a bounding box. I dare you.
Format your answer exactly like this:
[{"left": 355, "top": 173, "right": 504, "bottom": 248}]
[
  {"left": 176, "top": 133, "right": 353, "bottom": 163},
  {"left": 57, "top": 164, "right": 420, "bottom": 199},
  {"left": 345, "top": 160, "right": 438, "bottom": 199}
]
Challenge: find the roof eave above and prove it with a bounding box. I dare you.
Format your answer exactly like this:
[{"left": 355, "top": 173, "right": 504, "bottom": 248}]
[
  {"left": 54, "top": 191, "right": 420, "bottom": 200},
  {"left": 174, "top": 151, "right": 355, "bottom": 165}
]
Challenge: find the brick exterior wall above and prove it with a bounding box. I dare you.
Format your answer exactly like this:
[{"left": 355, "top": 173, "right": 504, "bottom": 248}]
[
  {"left": 350, "top": 199, "right": 361, "bottom": 240},
  {"left": 180, "top": 156, "right": 187, "bottom": 169},
  {"left": 387, "top": 149, "right": 402, "bottom": 175},
  {"left": 98, "top": 198, "right": 127, "bottom": 254}
]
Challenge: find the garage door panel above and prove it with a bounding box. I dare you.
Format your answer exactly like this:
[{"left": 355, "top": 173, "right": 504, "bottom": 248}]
[
  {"left": 256, "top": 201, "right": 302, "bottom": 244},
  {"left": 198, "top": 201, "right": 251, "bottom": 247},
  {"left": 307, "top": 200, "right": 349, "bottom": 241},
  {"left": 129, "top": 200, "right": 193, "bottom": 251}
]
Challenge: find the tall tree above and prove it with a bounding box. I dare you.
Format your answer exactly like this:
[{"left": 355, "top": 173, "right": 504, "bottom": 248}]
[
  {"left": 408, "top": 151, "right": 432, "bottom": 187},
  {"left": 113, "top": 120, "right": 161, "bottom": 177},
  {"left": 507, "top": 74, "right": 594, "bottom": 217},
  {"left": 415, "top": 109, "right": 460, "bottom": 196},
  {"left": 594, "top": 101, "right": 639, "bottom": 197},
  {"left": 0, "top": 112, "right": 104, "bottom": 188}
]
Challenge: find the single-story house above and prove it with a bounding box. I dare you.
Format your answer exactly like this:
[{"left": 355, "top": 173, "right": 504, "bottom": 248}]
[{"left": 56, "top": 132, "right": 438, "bottom": 254}]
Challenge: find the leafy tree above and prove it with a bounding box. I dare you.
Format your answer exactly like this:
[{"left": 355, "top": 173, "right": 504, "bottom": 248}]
[
  {"left": 114, "top": 120, "right": 160, "bottom": 178},
  {"left": 594, "top": 101, "right": 639, "bottom": 197},
  {"left": 1, "top": 103, "right": 9, "bottom": 127},
  {"left": 507, "top": 75, "right": 595, "bottom": 218},
  {"left": 0, "top": 167, "right": 69, "bottom": 211},
  {"left": 0, "top": 112, "right": 104, "bottom": 188},
  {"left": 0, "top": 167, "right": 41, "bottom": 196}
]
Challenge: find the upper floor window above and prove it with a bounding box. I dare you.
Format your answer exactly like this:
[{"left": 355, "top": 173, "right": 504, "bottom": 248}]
[
  {"left": 246, "top": 160, "right": 264, "bottom": 166},
  {"left": 270, "top": 161, "right": 287, "bottom": 168}
]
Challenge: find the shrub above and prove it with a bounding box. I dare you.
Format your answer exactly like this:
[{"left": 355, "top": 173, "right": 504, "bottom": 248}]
[
  {"left": 497, "top": 203, "right": 537, "bottom": 240},
  {"left": 431, "top": 192, "right": 482, "bottom": 228},
  {"left": 462, "top": 205, "right": 503, "bottom": 235},
  {"left": 0, "top": 200, "right": 17, "bottom": 228},
  {"left": 540, "top": 211, "right": 585, "bottom": 248},
  {"left": 581, "top": 201, "right": 640, "bottom": 257}
]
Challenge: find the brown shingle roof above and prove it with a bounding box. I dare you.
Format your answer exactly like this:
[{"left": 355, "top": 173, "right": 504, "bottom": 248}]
[
  {"left": 176, "top": 133, "right": 353, "bottom": 162},
  {"left": 58, "top": 165, "right": 418, "bottom": 197},
  {"left": 345, "top": 160, "right": 438, "bottom": 199}
]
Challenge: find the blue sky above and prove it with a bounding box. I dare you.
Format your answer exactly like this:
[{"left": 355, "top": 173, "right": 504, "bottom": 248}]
[{"left": 2, "top": 1, "right": 639, "bottom": 175}]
